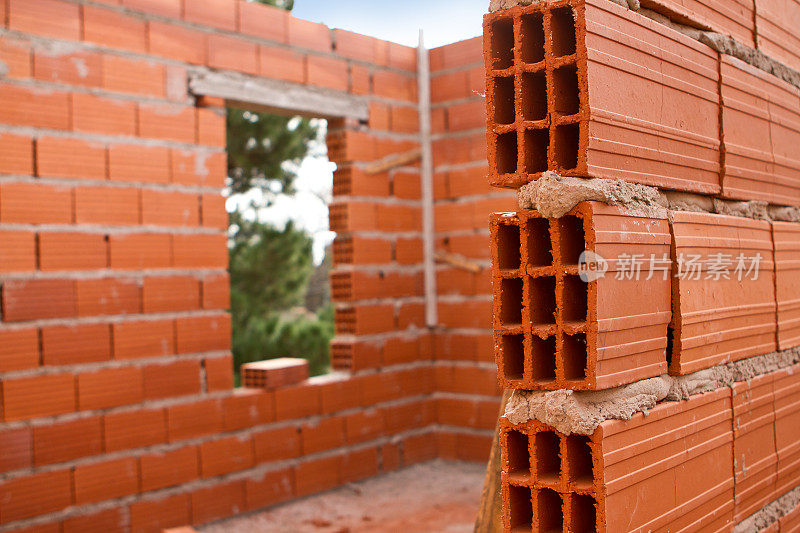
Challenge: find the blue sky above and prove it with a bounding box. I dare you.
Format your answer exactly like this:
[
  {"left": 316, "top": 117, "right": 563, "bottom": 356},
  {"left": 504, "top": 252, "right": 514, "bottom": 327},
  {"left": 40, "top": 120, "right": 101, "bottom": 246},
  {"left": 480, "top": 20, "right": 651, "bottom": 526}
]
[{"left": 291, "top": 0, "right": 487, "bottom": 48}]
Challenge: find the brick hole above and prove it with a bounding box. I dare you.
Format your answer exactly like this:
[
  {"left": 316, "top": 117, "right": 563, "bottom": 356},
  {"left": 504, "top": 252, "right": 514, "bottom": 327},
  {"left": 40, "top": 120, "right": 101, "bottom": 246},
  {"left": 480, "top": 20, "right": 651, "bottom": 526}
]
[
  {"left": 332, "top": 237, "right": 353, "bottom": 264},
  {"left": 563, "top": 332, "right": 588, "bottom": 380},
  {"left": 550, "top": 6, "right": 577, "bottom": 57},
  {"left": 531, "top": 335, "right": 557, "bottom": 381},
  {"left": 534, "top": 431, "right": 561, "bottom": 483},
  {"left": 506, "top": 430, "right": 531, "bottom": 479},
  {"left": 562, "top": 274, "right": 587, "bottom": 323},
  {"left": 491, "top": 18, "right": 515, "bottom": 69},
  {"left": 553, "top": 65, "right": 580, "bottom": 116},
  {"left": 493, "top": 77, "right": 516, "bottom": 125},
  {"left": 571, "top": 494, "right": 597, "bottom": 532},
  {"left": 521, "top": 71, "right": 547, "bottom": 121},
  {"left": 500, "top": 278, "right": 524, "bottom": 326},
  {"left": 502, "top": 334, "right": 525, "bottom": 380},
  {"left": 529, "top": 276, "right": 556, "bottom": 325},
  {"left": 553, "top": 123, "right": 580, "bottom": 171},
  {"left": 559, "top": 215, "right": 585, "bottom": 265},
  {"left": 495, "top": 131, "right": 519, "bottom": 174},
  {"left": 566, "top": 435, "right": 594, "bottom": 486},
  {"left": 523, "top": 129, "right": 549, "bottom": 174},
  {"left": 525, "top": 217, "right": 552, "bottom": 267},
  {"left": 521, "top": 12, "right": 545, "bottom": 63},
  {"left": 509, "top": 485, "right": 534, "bottom": 530},
  {"left": 537, "top": 488, "right": 564, "bottom": 531},
  {"left": 497, "top": 223, "right": 522, "bottom": 269},
  {"left": 666, "top": 325, "right": 674, "bottom": 367},
  {"left": 330, "top": 272, "right": 352, "bottom": 301}
]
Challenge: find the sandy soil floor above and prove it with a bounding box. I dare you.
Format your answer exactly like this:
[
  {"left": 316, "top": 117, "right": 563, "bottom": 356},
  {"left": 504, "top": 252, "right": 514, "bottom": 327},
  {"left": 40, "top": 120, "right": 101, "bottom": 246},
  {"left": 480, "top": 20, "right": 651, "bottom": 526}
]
[{"left": 200, "top": 460, "right": 485, "bottom": 533}]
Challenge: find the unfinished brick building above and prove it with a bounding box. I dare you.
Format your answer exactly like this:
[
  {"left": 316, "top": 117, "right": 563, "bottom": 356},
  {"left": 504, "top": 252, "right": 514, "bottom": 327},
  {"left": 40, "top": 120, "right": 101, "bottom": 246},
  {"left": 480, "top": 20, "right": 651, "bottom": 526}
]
[
  {"left": 0, "top": 1, "right": 502, "bottom": 531},
  {"left": 486, "top": 0, "right": 800, "bottom": 530}
]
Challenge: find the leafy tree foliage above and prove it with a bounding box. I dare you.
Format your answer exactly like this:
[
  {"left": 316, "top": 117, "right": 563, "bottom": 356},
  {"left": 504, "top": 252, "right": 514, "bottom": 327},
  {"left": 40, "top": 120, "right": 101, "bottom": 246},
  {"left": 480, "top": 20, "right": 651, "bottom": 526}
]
[{"left": 226, "top": 110, "right": 317, "bottom": 199}]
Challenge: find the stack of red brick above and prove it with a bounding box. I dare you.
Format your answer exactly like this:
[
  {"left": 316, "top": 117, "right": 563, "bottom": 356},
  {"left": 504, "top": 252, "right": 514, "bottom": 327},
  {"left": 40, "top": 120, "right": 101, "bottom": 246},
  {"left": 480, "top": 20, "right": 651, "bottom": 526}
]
[{"left": 485, "top": 0, "right": 800, "bottom": 530}]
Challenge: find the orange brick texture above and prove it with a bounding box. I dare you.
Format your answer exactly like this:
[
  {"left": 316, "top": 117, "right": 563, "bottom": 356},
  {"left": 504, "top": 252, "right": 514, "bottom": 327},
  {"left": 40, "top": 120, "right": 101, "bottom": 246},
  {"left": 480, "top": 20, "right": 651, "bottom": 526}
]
[
  {"left": 490, "top": 204, "right": 671, "bottom": 390},
  {"left": 0, "top": 1, "right": 499, "bottom": 532},
  {"left": 500, "top": 364, "right": 800, "bottom": 531},
  {"left": 487, "top": 0, "right": 800, "bottom": 530}
]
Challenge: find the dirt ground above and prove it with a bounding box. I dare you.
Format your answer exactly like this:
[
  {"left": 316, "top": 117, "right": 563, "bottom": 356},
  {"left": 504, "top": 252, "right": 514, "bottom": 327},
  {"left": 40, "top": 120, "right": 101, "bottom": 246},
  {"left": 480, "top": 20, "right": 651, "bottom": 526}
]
[{"left": 200, "top": 460, "right": 486, "bottom": 533}]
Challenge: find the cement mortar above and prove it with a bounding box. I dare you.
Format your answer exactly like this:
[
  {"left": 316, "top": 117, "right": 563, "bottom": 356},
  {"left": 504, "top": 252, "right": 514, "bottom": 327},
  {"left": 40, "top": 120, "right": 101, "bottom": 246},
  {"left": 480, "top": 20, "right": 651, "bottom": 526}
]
[
  {"left": 504, "top": 347, "right": 800, "bottom": 435},
  {"left": 516, "top": 171, "right": 668, "bottom": 218},
  {"left": 735, "top": 485, "right": 800, "bottom": 532},
  {"left": 712, "top": 198, "right": 770, "bottom": 220},
  {"left": 769, "top": 206, "right": 800, "bottom": 223}
]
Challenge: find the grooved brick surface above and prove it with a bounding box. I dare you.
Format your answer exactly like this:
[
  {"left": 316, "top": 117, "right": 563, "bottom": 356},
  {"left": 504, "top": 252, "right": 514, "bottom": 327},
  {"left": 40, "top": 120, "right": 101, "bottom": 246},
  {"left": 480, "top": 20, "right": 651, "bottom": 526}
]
[
  {"left": 491, "top": 203, "right": 671, "bottom": 390},
  {"left": 641, "top": 0, "right": 755, "bottom": 46},
  {"left": 756, "top": 0, "right": 800, "bottom": 72},
  {"left": 670, "top": 211, "right": 776, "bottom": 374},
  {"left": 484, "top": 0, "right": 720, "bottom": 192},
  {"left": 720, "top": 55, "right": 800, "bottom": 205},
  {"left": 501, "top": 388, "right": 733, "bottom": 532},
  {"left": 774, "top": 222, "right": 800, "bottom": 350}
]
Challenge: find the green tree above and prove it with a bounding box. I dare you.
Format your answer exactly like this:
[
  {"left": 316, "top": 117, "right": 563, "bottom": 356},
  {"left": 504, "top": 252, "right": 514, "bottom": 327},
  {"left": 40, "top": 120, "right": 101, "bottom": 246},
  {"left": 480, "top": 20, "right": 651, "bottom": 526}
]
[
  {"left": 251, "top": 0, "right": 294, "bottom": 10},
  {"left": 226, "top": 109, "right": 317, "bottom": 200}
]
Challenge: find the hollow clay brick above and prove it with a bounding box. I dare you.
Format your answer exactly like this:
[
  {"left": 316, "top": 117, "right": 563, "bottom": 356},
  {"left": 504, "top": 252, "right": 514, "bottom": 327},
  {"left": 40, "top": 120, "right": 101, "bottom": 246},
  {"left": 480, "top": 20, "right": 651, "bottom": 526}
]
[
  {"left": 491, "top": 203, "right": 671, "bottom": 390},
  {"left": 500, "top": 388, "right": 733, "bottom": 532},
  {"left": 103, "top": 408, "right": 167, "bottom": 452},
  {"left": 190, "top": 480, "right": 246, "bottom": 525},
  {"left": 669, "top": 212, "right": 776, "bottom": 374},
  {"left": 0, "top": 469, "right": 73, "bottom": 523},
  {"left": 167, "top": 399, "right": 223, "bottom": 442},
  {"left": 0, "top": 328, "right": 38, "bottom": 372},
  {"left": 62, "top": 507, "right": 125, "bottom": 533},
  {"left": 111, "top": 319, "right": 175, "bottom": 359},
  {"left": 720, "top": 55, "right": 800, "bottom": 205},
  {"left": 484, "top": 0, "right": 720, "bottom": 192},
  {"left": 8, "top": 0, "right": 80, "bottom": 41},
  {"left": 73, "top": 457, "right": 138, "bottom": 505},
  {"left": 184, "top": 0, "right": 236, "bottom": 32},
  {"left": 205, "top": 354, "right": 235, "bottom": 392},
  {"left": 774, "top": 222, "right": 800, "bottom": 350},
  {"left": 41, "top": 323, "right": 111, "bottom": 365},
  {"left": 732, "top": 373, "right": 778, "bottom": 522},
  {"left": 329, "top": 338, "right": 382, "bottom": 371},
  {"left": 1, "top": 373, "right": 76, "bottom": 421},
  {"left": 756, "top": 0, "right": 800, "bottom": 72},
  {"left": 142, "top": 359, "right": 202, "bottom": 400},
  {"left": 129, "top": 493, "right": 191, "bottom": 533},
  {"left": 641, "top": 0, "right": 755, "bottom": 46},
  {"left": 77, "top": 366, "right": 144, "bottom": 410},
  {"left": 83, "top": 5, "right": 147, "bottom": 53},
  {"left": 200, "top": 435, "right": 255, "bottom": 478},
  {"left": 245, "top": 468, "right": 295, "bottom": 511},
  {"left": 76, "top": 278, "right": 141, "bottom": 317},
  {"left": 0, "top": 231, "right": 36, "bottom": 273},
  {"left": 773, "top": 364, "right": 800, "bottom": 497},
  {"left": 140, "top": 445, "right": 200, "bottom": 492},
  {"left": 33, "top": 416, "right": 103, "bottom": 466},
  {"left": 149, "top": 21, "right": 207, "bottom": 64},
  {"left": 239, "top": 1, "right": 287, "bottom": 42},
  {"left": 241, "top": 358, "right": 309, "bottom": 389},
  {"left": 222, "top": 389, "right": 273, "bottom": 431}
]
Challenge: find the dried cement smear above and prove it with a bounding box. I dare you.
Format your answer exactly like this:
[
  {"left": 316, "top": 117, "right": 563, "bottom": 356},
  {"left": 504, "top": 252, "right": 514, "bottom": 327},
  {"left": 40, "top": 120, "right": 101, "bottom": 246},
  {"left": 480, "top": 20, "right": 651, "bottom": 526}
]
[
  {"left": 516, "top": 171, "right": 668, "bottom": 218},
  {"left": 504, "top": 347, "right": 800, "bottom": 435},
  {"left": 712, "top": 199, "right": 769, "bottom": 220},
  {"left": 735, "top": 485, "right": 800, "bottom": 532}
]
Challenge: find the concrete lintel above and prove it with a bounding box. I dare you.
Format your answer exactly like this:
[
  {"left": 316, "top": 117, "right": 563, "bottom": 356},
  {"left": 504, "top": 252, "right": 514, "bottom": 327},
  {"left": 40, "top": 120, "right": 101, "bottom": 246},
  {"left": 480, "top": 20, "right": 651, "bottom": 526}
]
[{"left": 188, "top": 70, "right": 370, "bottom": 121}]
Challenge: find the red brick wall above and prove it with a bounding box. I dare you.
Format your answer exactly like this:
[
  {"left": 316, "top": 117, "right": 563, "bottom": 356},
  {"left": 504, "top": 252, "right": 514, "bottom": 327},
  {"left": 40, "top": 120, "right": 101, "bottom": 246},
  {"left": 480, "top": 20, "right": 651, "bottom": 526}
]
[
  {"left": 427, "top": 37, "right": 508, "bottom": 460},
  {"left": 0, "top": 1, "right": 496, "bottom": 531}
]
